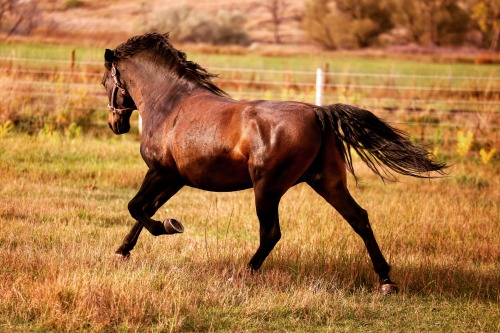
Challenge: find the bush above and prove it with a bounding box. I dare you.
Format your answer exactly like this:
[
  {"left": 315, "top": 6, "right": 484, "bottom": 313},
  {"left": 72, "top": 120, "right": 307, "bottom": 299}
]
[
  {"left": 303, "top": 0, "right": 394, "bottom": 49},
  {"left": 391, "top": 0, "right": 472, "bottom": 47},
  {"left": 152, "top": 5, "right": 251, "bottom": 46},
  {"left": 64, "top": 0, "right": 85, "bottom": 10}
]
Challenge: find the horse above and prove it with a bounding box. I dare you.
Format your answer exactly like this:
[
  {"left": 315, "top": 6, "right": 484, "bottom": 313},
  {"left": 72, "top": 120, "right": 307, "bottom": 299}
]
[{"left": 101, "top": 32, "right": 447, "bottom": 294}]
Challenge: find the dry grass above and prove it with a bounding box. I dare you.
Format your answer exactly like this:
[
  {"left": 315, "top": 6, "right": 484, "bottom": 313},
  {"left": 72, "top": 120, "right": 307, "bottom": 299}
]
[
  {"left": 0, "top": 135, "right": 498, "bottom": 332},
  {"left": 0, "top": 56, "right": 108, "bottom": 134}
]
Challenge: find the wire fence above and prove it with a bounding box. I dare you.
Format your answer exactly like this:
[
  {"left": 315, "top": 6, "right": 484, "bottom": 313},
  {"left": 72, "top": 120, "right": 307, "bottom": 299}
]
[{"left": 1, "top": 55, "right": 499, "bottom": 140}]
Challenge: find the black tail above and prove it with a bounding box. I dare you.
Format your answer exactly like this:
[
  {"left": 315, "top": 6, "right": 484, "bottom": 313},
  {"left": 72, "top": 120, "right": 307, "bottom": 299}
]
[{"left": 316, "top": 103, "right": 448, "bottom": 183}]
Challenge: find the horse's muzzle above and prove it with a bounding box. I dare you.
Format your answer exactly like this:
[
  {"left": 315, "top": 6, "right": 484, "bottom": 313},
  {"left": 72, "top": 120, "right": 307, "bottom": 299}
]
[
  {"left": 108, "top": 119, "right": 131, "bottom": 135},
  {"left": 163, "top": 218, "right": 185, "bottom": 234}
]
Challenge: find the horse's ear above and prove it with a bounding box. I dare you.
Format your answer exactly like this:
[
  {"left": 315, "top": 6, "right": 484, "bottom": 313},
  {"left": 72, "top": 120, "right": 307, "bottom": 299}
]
[{"left": 104, "top": 49, "right": 114, "bottom": 69}]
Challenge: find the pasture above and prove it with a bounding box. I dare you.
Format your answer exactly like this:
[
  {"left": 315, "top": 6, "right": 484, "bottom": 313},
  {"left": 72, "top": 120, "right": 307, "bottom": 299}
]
[
  {"left": 0, "top": 43, "right": 499, "bottom": 331},
  {"left": 0, "top": 134, "right": 498, "bottom": 332}
]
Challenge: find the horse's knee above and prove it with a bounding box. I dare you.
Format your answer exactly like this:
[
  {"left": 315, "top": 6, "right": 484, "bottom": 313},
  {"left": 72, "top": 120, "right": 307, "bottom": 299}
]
[
  {"left": 143, "top": 203, "right": 156, "bottom": 217},
  {"left": 128, "top": 199, "right": 143, "bottom": 220},
  {"left": 348, "top": 209, "right": 372, "bottom": 235}
]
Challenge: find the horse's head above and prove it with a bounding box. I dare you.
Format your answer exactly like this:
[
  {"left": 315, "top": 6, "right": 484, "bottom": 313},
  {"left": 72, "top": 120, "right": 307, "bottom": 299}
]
[{"left": 102, "top": 49, "right": 136, "bottom": 135}]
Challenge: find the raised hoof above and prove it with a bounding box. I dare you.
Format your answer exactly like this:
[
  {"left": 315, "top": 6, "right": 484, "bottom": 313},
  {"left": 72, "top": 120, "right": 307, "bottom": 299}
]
[
  {"left": 379, "top": 283, "right": 398, "bottom": 295},
  {"left": 163, "top": 218, "right": 185, "bottom": 234}
]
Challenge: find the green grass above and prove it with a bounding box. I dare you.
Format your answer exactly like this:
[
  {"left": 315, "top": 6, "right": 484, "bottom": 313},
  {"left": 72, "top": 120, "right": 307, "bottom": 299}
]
[
  {"left": 0, "top": 134, "right": 498, "bottom": 332},
  {"left": 0, "top": 43, "right": 102, "bottom": 63},
  {"left": 3, "top": 42, "right": 500, "bottom": 75}
]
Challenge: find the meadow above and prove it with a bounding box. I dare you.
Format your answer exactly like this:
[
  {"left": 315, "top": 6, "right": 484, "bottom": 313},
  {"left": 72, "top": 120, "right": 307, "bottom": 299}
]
[
  {"left": 0, "top": 133, "right": 498, "bottom": 332},
  {"left": 0, "top": 42, "right": 499, "bottom": 332}
]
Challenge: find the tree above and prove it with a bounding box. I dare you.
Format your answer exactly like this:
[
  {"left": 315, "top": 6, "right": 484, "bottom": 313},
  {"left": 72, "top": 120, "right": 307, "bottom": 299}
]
[
  {"left": 470, "top": 0, "right": 500, "bottom": 50},
  {"left": 303, "top": 0, "right": 394, "bottom": 49},
  {"left": 255, "top": 0, "right": 301, "bottom": 44},
  {"left": 303, "top": 0, "right": 338, "bottom": 49},
  {"left": 0, "top": 0, "right": 41, "bottom": 35},
  {"left": 393, "top": 0, "right": 471, "bottom": 46},
  {"left": 335, "top": 0, "right": 394, "bottom": 47}
]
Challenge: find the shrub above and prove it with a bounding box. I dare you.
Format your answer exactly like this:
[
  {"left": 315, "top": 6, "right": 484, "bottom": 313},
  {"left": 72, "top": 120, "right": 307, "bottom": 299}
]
[
  {"left": 0, "top": 120, "right": 14, "bottom": 137},
  {"left": 456, "top": 130, "right": 474, "bottom": 157},
  {"left": 152, "top": 5, "right": 250, "bottom": 46},
  {"left": 479, "top": 148, "right": 496, "bottom": 164},
  {"left": 64, "top": 0, "right": 85, "bottom": 10},
  {"left": 303, "top": 0, "right": 394, "bottom": 49}
]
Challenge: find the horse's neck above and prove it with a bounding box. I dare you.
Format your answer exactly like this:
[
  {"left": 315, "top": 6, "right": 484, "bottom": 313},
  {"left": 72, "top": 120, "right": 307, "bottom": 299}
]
[{"left": 125, "top": 58, "right": 199, "bottom": 117}]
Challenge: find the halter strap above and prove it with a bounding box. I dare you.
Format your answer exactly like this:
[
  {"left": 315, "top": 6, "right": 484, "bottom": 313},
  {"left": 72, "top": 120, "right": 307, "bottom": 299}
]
[{"left": 108, "top": 65, "right": 135, "bottom": 115}]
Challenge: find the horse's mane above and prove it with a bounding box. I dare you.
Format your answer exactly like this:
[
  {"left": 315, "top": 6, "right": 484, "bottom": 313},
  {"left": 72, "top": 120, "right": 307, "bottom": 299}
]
[{"left": 114, "top": 32, "right": 228, "bottom": 97}]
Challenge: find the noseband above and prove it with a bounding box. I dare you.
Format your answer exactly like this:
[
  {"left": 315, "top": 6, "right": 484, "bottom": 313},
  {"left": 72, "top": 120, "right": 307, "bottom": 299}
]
[{"left": 108, "top": 65, "right": 135, "bottom": 115}]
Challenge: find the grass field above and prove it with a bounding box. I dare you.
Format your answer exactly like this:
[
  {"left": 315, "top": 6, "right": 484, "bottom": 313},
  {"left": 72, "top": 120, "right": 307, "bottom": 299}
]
[
  {"left": 0, "top": 41, "right": 499, "bottom": 331},
  {"left": 0, "top": 134, "right": 498, "bottom": 332}
]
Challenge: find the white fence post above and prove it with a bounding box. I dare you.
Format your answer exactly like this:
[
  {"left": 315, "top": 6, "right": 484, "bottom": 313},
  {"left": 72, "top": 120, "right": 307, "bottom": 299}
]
[
  {"left": 315, "top": 68, "right": 324, "bottom": 106},
  {"left": 138, "top": 114, "right": 142, "bottom": 135}
]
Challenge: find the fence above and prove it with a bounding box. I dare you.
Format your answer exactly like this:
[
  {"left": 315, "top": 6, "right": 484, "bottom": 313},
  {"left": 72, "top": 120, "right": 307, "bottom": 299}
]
[{"left": 1, "top": 55, "right": 499, "bottom": 142}]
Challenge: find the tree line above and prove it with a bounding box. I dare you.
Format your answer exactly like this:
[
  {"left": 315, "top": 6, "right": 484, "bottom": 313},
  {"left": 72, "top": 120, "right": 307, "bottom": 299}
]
[
  {"left": 146, "top": 0, "right": 499, "bottom": 51},
  {"left": 303, "top": 0, "right": 499, "bottom": 51},
  {"left": 1, "top": 0, "right": 499, "bottom": 51}
]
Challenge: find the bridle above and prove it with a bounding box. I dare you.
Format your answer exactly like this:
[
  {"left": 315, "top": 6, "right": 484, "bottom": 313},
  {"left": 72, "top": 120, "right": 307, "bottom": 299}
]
[{"left": 108, "top": 64, "right": 135, "bottom": 115}]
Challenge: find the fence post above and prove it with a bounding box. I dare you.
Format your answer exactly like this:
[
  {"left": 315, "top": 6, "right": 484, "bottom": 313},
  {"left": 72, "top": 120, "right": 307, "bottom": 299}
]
[
  {"left": 315, "top": 68, "right": 324, "bottom": 106},
  {"left": 324, "top": 63, "right": 329, "bottom": 86},
  {"left": 138, "top": 114, "right": 142, "bottom": 135},
  {"left": 70, "top": 50, "right": 75, "bottom": 72}
]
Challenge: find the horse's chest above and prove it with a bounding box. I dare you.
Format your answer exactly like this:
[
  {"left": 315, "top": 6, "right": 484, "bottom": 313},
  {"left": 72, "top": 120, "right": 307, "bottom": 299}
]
[
  {"left": 140, "top": 142, "right": 170, "bottom": 168},
  {"left": 140, "top": 145, "right": 156, "bottom": 164}
]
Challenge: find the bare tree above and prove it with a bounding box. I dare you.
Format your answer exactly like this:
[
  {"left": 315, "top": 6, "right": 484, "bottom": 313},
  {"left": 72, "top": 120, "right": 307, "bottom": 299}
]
[
  {"left": 0, "top": 0, "right": 16, "bottom": 23},
  {"left": 0, "top": 0, "right": 41, "bottom": 36},
  {"left": 254, "top": 0, "right": 301, "bottom": 44}
]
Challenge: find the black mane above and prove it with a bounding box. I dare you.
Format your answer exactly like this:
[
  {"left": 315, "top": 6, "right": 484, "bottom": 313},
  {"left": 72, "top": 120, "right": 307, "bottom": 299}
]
[{"left": 113, "top": 32, "right": 228, "bottom": 97}]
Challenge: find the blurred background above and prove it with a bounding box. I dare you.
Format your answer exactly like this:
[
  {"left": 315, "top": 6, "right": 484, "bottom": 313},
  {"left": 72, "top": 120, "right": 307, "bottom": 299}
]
[
  {"left": 1, "top": 0, "right": 500, "bottom": 51},
  {"left": 1, "top": 0, "right": 499, "bottom": 158}
]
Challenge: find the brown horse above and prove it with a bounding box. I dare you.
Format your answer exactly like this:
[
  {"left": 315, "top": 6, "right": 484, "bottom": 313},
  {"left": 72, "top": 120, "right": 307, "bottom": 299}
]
[{"left": 102, "top": 32, "right": 446, "bottom": 294}]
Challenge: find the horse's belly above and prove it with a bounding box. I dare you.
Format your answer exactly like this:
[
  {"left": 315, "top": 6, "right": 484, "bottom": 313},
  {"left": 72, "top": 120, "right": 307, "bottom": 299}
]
[{"left": 179, "top": 156, "right": 252, "bottom": 192}]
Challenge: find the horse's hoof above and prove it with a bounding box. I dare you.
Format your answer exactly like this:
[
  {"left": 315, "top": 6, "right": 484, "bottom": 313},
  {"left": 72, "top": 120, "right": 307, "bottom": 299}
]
[
  {"left": 163, "top": 218, "right": 185, "bottom": 234},
  {"left": 379, "top": 283, "right": 398, "bottom": 295},
  {"left": 115, "top": 250, "right": 131, "bottom": 260},
  {"left": 227, "top": 267, "right": 253, "bottom": 283}
]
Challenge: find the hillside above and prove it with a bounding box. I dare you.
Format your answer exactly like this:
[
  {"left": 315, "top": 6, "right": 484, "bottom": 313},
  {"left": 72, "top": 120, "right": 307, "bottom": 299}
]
[{"left": 24, "top": 0, "right": 307, "bottom": 46}]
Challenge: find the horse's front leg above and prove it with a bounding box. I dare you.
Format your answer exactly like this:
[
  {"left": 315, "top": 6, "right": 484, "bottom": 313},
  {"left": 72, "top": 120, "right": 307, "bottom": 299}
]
[
  {"left": 115, "top": 221, "right": 142, "bottom": 257},
  {"left": 115, "top": 168, "right": 183, "bottom": 257}
]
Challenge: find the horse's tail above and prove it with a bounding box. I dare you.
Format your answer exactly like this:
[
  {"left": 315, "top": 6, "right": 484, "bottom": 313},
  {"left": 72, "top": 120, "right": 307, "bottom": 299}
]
[{"left": 315, "top": 103, "right": 448, "bottom": 183}]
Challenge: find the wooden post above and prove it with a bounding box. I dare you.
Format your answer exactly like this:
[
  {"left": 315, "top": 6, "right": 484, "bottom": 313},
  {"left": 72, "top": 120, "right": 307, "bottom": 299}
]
[
  {"left": 324, "top": 63, "right": 329, "bottom": 86},
  {"left": 70, "top": 50, "right": 75, "bottom": 72},
  {"left": 315, "top": 68, "right": 324, "bottom": 106}
]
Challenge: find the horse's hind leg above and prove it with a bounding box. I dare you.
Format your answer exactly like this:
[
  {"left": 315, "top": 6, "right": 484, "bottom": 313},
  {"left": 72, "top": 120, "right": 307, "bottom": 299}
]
[
  {"left": 308, "top": 179, "right": 398, "bottom": 294},
  {"left": 247, "top": 185, "right": 283, "bottom": 272},
  {"left": 116, "top": 168, "right": 183, "bottom": 257}
]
